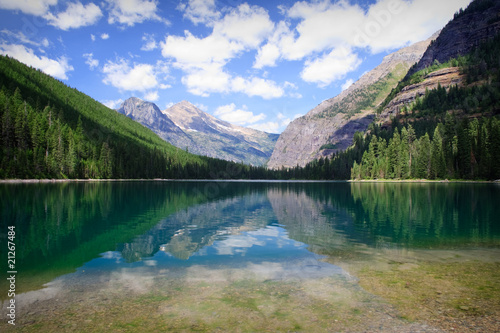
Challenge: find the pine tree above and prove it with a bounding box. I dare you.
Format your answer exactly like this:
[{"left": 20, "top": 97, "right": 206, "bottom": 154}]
[
  {"left": 376, "top": 137, "right": 388, "bottom": 178},
  {"left": 400, "top": 127, "right": 410, "bottom": 179},
  {"left": 489, "top": 118, "right": 500, "bottom": 179},
  {"left": 66, "top": 130, "right": 77, "bottom": 178},
  {"left": 457, "top": 118, "right": 472, "bottom": 179},
  {"left": 477, "top": 121, "right": 490, "bottom": 178},
  {"left": 416, "top": 133, "right": 431, "bottom": 178},
  {"left": 99, "top": 142, "right": 113, "bottom": 179},
  {"left": 430, "top": 126, "right": 446, "bottom": 179},
  {"left": 388, "top": 130, "right": 401, "bottom": 179}
]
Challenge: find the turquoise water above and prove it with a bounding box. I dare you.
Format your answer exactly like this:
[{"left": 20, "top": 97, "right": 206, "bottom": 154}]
[
  {"left": 1, "top": 181, "right": 499, "bottom": 331},
  {"left": 1, "top": 181, "right": 499, "bottom": 292}
]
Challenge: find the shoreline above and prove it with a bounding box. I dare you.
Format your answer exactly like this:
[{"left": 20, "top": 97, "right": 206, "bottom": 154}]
[
  {"left": 0, "top": 178, "right": 498, "bottom": 184},
  {"left": 0, "top": 178, "right": 176, "bottom": 183},
  {"left": 348, "top": 178, "right": 498, "bottom": 183}
]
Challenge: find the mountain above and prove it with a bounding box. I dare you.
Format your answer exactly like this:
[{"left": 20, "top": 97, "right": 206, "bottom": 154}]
[
  {"left": 376, "top": 0, "right": 500, "bottom": 126},
  {"left": 405, "top": 0, "right": 500, "bottom": 78},
  {"left": 117, "top": 97, "right": 194, "bottom": 150},
  {"left": 0, "top": 55, "right": 270, "bottom": 180},
  {"left": 117, "top": 98, "right": 279, "bottom": 166},
  {"left": 267, "top": 34, "right": 436, "bottom": 169},
  {"left": 349, "top": 0, "right": 500, "bottom": 180}
]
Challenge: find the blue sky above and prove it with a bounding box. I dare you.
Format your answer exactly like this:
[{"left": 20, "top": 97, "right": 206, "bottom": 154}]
[{"left": 0, "top": 0, "right": 471, "bottom": 133}]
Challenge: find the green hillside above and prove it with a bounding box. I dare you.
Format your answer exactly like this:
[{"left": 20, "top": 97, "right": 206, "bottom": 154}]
[
  {"left": 0, "top": 55, "right": 248, "bottom": 179},
  {"left": 276, "top": 24, "right": 500, "bottom": 180},
  {"left": 350, "top": 32, "right": 500, "bottom": 181},
  {"left": 318, "top": 63, "right": 409, "bottom": 120}
]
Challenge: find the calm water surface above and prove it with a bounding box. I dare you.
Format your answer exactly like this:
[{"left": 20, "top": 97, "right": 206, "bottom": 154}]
[{"left": 1, "top": 181, "right": 499, "bottom": 331}]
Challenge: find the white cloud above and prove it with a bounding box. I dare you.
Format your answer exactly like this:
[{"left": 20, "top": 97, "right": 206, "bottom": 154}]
[
  {"left": 143, "top": 90, "right": 159, "bottom": 101},
  {"left": 181, "top": 64, "right": 231, "bottom": 97},
  {"left": 106, "top": 0, "right": 164, "bottom": 27},
  {"left": 0, "top": 0, "right": 57, "bottom": 16},
  {"left": 178, "top": 0, "right": 220, "bottom": 26},
  {"left": 141, "top": 33, "right": 157, "bottom": 51},
  {"left": 44, "top": 2, "right": 103, "bottom": 30},
  {"left": 214, "top": 103, "right": 266, "bottom": 126},
  {"left": 177, "top": 62, "right": 285, "bottom": 99},
  {"left": 232, "top": 76, "right": 284, "bottom": 99},
  {"left": 252, "top": 0, "right": 470, "bottom": 87},
  {"left": 354, "top": 0, "right": 472, "bottom": 53},
  {"left": 161, "top": 31, "right": 242, "bottom": 70},
  {"left": 163, "top": 2, "right": 281, "bottom": 98},
  {"left": 83, "top": 52, "right": 98, "bottom": 70},
  {"left": 253, "top": 21, "right": 292, "bottom": 68},
  {"left": 90, "top": 34, "right": 96, "bottom": 41},
  {"left": 101, "top": 33, "right": 110, "bottom": 40},
  {"left": 161, "top": 30, "right": 239, "bottom": 96},
  {"left": 0, "top": 43, "right": 73, "bottom": 80},
  {"left": 0, "top": 30, "right": 49, "bottom": 48},
  {"left": 248, "top": 121, "right": 280, "bottom": 133},
  {"left": 267, "top": 0, "right": 466, "bottom": 63},
  {"left": 102, "top": 58, "right": 159, "bottom": 91},
  {"left": 341, "top": 78, "right": 354, "bottom": 91},
  {"left": 254, "top": 42, "right": 281, "bottom": 69},
  {"left": 102, "top": 98, "right": 123, "bottom": 109},
  {"left": 301, "top": 46, "right": 361, "bottom": 87},
  {"left": 249, "top": 112, "right": 301, "bottom": 133},
  {"left": 161, "top": 0, "right": 471, "bottom": 93},
  {"left": 212, "top": 3, "right": 274, "bottom": 49},
  {"left": 283, "top": 0, "right": 365, "bottom": 60}
]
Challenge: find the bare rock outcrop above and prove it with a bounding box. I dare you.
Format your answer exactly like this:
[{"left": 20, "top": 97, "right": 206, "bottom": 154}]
[
  {"left": 378, "top": 67, "right": 466, "bottom": 124},
  {"left": 406, "top": 0, "right": 500, "bottom": 78}
]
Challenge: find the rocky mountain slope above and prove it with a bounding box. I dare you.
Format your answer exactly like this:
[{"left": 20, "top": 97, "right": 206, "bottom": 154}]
[
  {"left": 267, "top": 35, "right": 436, "bottom": 169},
  {"left": 406, "top": 0, "right": 500, "bottom": 78},
  {"left": 377, "top": 66, "right": 466, "bottom": 125},
  {"left": 379, "top": 0, "right": 500, "bottom": 124},
  {"left": 117, "top": 97, "right": 194, "bottom": 149},
  {"left": 117, "top": 98, "right": 278, "bottom": 166}
]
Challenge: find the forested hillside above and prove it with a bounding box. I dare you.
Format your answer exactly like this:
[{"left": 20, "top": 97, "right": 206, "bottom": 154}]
[
  {"left": 272, "top": 0, "right": 500, "bottom": 181},
  {"left": 0, "top": 55, "right": 269, "bottom": 179},
  {"left": 350, "top": 33, "right": 500, "bottom": 180},
  {"left": 293, "top": 31, "right": 500, "bottom": 181},
  {"left": 0, "top": 55, "right": 189, "bottom": 178}
]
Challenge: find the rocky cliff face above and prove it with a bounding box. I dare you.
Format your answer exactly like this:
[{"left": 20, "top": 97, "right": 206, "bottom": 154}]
[
  {"left": 117, "top": 98, "right": 278, "bottom": 166},
  {"left": 116, "top": 97, "right": 193, "bottom": 149},
  {"left": 267, "top": 36, "right": 435, "bottom": 169},
  {"left": 379, "top": 0, "right": 500, "bottom": 125},
  {"left": 406, "top": 0, "right": 500, "bottom": 78},
  {"left": 378, "top": 67, "right": 466, "bottom": 125}
]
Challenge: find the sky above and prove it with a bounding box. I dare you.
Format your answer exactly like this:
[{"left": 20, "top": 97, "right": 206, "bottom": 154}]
[{"left": 0, "top": 0, "right": 472, "bottom": 133}]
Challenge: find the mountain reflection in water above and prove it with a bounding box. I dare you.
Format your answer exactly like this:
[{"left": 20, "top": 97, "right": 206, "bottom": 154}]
[{"left": 1, "top": 181, "right": 499, "bottom": 297}]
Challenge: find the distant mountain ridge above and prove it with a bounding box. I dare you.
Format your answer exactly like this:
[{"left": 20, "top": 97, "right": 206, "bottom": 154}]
[{"left": 117, "top": 98, "right": 278, "bottom": 166}]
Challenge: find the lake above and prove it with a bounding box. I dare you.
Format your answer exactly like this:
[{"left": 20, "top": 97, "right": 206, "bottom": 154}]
[{"left": 1, "top": 181, "right": 500, "bottom": 332}]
